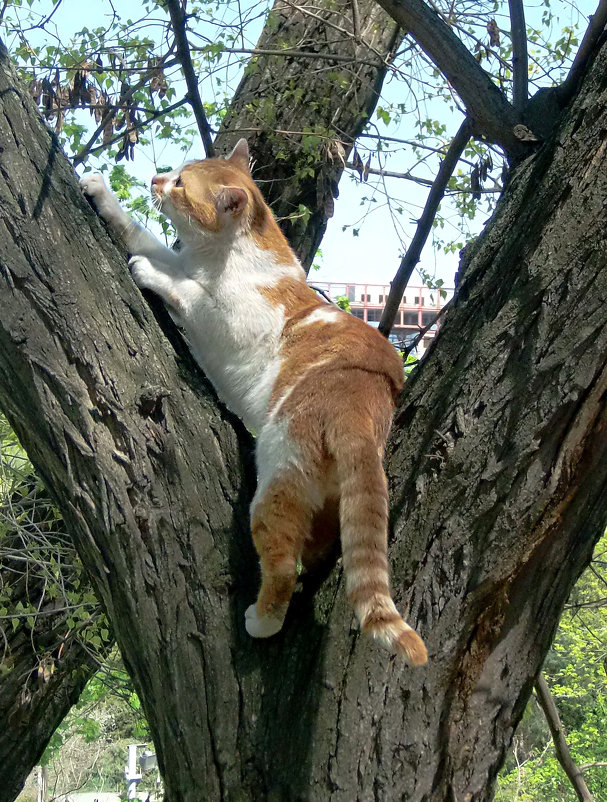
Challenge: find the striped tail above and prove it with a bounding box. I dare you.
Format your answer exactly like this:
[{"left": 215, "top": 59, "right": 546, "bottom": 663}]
[{"left": 337, "top": 438, "right": 427, "bottom": 666}]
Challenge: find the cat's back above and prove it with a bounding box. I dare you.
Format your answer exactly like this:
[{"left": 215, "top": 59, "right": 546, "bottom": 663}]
[{"left": 267, "top": 278, "right": 404, "bottom": 414}]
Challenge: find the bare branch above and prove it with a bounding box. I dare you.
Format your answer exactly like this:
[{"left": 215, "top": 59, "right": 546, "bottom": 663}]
[
  {"left": 373, "top": 0, "right": 528, "bottom": 157},
  {"left": 378, "top": 118, "right": 472, "bottom": 338},
  {"left": 72, "top": 55, "right": 179, "bottom": 168},
  {"left": 351, "top": 0, "right": 361, "bottom": 40},
  {"left": 559, "top": 0, "right": 607, "bottom": 105},
  {"left": 202, "top": 45, "right": 385, "bottom": 70},
  {"left": 534, "top": 674, "right": 595, "bottom": 802},
  {"left": 402, "top": 301, "right": 451, "bottom": 358},
  {"left": 508, "top": 0, "right": 528, "bottom": 112},
  {"left": 166, "top": 0, "right": 215, "bottom": 157}
]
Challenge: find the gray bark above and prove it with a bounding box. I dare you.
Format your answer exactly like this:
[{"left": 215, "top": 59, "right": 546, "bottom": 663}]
[{"left": 0, "top": 22, "right": 606, "bottom": 802}]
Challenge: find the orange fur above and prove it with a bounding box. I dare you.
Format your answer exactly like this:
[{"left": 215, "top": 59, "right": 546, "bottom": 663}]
[{"left": 141, "top": 141, "right": 427, "bottom": 663}]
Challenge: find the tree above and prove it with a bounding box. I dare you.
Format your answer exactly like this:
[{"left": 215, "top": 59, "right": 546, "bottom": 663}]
[
  {"left": 0, "top": 419, "right": 110, "bottom": 802},
  {"left": 1, "top": 2, "right": 607, "bottom": 801}
]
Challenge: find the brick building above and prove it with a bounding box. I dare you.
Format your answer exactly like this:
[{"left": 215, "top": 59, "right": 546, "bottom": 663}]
[{"left": 311, "top": 281, "right": 454, "bottom": 353}]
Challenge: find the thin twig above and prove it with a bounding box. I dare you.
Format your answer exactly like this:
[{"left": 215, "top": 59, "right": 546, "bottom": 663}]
[
  {"left": 351, "top": 0, "right": 361, "bottom": 39},
  {"left": 403, "top": 301, "right": 451, "bottom": 358},
  {"left": 508, "top": 0, "right": 528, "bottom": 112},
  {"left": 165, "top": 0, "right": 215, "bottom": 157},
  {"left": 345, "top": 160, "right": 501, "bottom": 192},
  {"left": 378, "top": 118, "right": 472, "bottom": 337},
  {"left": 197, "top": 45, "right": 384, "bottom": 69},
  {"left": 72, "top": 54, "right": 178, "bottom": 167},
  {"left": 82, "top": 97, "right": 189, "bottom": 161},
  {"left": 534, "top": 674, "right": 594, "bottom": 802}
]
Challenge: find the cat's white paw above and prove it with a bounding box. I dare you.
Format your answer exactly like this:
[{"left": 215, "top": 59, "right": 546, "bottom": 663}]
[
  {"left": 80, "top": 173, "right": 109, "bottom": 200},
  {"left": 245, "top": 604, "right": 285, "bottom": 638},
  {"left": 128, "top": 255, "right": 156, "bottom": 290}
]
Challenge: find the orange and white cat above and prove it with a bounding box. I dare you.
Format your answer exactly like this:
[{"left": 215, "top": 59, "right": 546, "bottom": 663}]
[{"left": 80, "top": 140, "right": 427, "bottom": 665}]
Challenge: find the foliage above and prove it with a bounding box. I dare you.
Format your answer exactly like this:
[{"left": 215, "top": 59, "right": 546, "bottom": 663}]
[
  {"left": 0, "top": 0, "right": 592, "bottom": 268},
  {"left": 334, "top": 295, "right": 351, "bottom": 312},
  {"left": 38, "top": 651, "right": 153, "bottom": 798},
  {"left": 0, "top": 2, "right": 605, "bottom": 799},
  {"left": 496, "top": 532, "right": 607, "bottom": 801},
  {"left": 0, "top": 415, "right": 108, "bottom": 665}
]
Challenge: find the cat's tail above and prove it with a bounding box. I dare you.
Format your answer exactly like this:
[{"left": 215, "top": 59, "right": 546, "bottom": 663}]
[{"left": 336, "top": 436, "right": 427, "bottom": 666}]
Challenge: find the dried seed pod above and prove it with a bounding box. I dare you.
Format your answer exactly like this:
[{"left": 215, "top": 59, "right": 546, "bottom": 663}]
[
  {"left": 352, "top": 148, "right": 364, "bottom": 180},
  {"left": 29, "top": 78, "right": 43, "bottom": 105},
  {"left": 471, "top": 163, "right": 481, "bottom": 200},
  {"left": 103, "top": 118, "right": 114, "bottom": 145},
  {"left": 487, "top": 19, "right": 500, "bottom": 48}
]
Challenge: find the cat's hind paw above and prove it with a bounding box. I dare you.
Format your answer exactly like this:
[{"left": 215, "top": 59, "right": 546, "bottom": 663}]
[
  {"left": 128, "top": 255, "right": 157, "bottom": 291},
  {"left": 245, "top": 604, "right": 285, "bottom": 638}
]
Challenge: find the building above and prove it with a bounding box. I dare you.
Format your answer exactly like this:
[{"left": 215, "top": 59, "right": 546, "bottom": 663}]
[{"left": 311, "top": 281, "right": 455, "bottom": 353}]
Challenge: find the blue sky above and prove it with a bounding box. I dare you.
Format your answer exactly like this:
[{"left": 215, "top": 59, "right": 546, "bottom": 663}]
[{"left": 2, "top": 0, "right": 597, "bottom": 290}]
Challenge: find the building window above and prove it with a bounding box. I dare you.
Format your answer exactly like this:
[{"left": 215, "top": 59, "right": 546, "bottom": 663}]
[
  {"left": 414, "top": 296, "right": 425, "bottom": 306},
  {"left": 360, "top": 294, "right": 370, "bottom": 302},
  {"left": 404, "top": 312, "right": 418, "bottom": 326},
  {"left": 347, "top": 286, "right": 355, "bottom": 301},
  {"left": 352, "top": 308, "right": 365, "bottom": 319},
  {"left": 378, "top": 294, "right": 384, "bottom": 303},
  {"left": 366, "top": 309, "right": 382, "bottom": 322},
  {"left": 422, "top": 312, "right": 437, "bottom": 327}
]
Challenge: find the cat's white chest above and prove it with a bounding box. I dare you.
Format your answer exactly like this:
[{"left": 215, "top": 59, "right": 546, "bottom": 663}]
[{"left": 177, "top": 245, "right": 298, "bottom": 431}]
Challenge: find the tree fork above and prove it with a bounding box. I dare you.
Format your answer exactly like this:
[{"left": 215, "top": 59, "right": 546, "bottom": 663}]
[{"left": 0, "top": 26, "right": 607, "bottom": 802}]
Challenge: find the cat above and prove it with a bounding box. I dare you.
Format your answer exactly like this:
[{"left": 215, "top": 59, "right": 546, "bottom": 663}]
[{"left": 80, "top": 139, "right": 427, "bottom": 665}]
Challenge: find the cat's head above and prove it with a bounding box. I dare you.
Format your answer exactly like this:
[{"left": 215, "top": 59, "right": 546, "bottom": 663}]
[{"left": 151, "top": 139, "right": 266, "bottom": 241}]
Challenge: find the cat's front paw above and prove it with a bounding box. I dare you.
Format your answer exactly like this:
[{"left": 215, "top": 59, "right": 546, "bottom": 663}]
[
  {"left": 80, "top": 173, "right": 119, "bottom": 221},
  {"left": 128, "top": 255, "right": 157, "bottom": 291},
  {"left": 80, "top": 173, "right": 109, "bottom": 201},
  {"left": 245, "top": 604, "right": 285, "bottom": 638}
]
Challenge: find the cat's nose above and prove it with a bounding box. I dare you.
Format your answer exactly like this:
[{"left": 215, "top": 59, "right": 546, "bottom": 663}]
[{"left": 151, "top": 174, "right": 168, "bottom": 194}]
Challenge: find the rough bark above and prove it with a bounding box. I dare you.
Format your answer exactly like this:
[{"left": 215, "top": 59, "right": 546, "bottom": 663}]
[
  {"left": 215, "top": 0, "right": 402, "bottom": 268},
  {"left": 0, "top": 480, "right": 104, "bottom": 801},
  {"left": 0, "top": 23, "right": 606, "bottom": 802}
]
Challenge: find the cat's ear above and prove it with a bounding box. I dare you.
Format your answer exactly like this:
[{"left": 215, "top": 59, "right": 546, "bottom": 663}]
[
  {"left": 225, "top": 139, "right": 250, "bottom": 174},
  {"left": 215, "top": 186, "right": 248, "bottom": 218}
]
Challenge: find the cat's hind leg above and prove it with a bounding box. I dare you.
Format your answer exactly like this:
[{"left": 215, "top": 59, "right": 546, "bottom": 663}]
[{"left": 245, "top": 470, "right": 316, "bottom": 638}]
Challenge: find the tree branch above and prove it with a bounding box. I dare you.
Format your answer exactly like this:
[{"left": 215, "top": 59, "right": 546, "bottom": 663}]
[
  {"left": 559, "top": 0, "right": 607, "bottom": 106},
  {"left": 165, "top": 0, "right": 215, "bottom": 157},
  {"left": 82, "top": 96, "right": 189, "bottom": 161},
  {"left": 199, "top": 45, "right": 385, "bottom": 70},
  {"left": 72, "top": 55, "right": 179, "bottom": 168},
  {"left": 508, "top": 0, "right": 528, "bottom": 112},
  {"left": 534, "top": 674, "right": 595, "bottom": 802},
  {"left": 378, "top": 118, "right": 472, "bottom": 337},
  {"left": 374, "top": 0, "right": 527, "bottom": 157}
]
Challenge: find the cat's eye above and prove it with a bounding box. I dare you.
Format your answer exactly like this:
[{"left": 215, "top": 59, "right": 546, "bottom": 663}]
[{"left": 175, "top": 176, "right": 184, "bottom": 188}]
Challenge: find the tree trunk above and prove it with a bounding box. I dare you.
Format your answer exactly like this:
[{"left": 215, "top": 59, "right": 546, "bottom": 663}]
[
  {"left": 215, "top": 0, "right": 401, "bottom": 268},
  {"left": 0, "top": 25, "right": 607, "bottom": 802},
  {"left": 0, "top": 479, "right": 106, "bottom": 801},
  {"left": 0, "top": 1, "right": 401, "bottom": 793}
]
